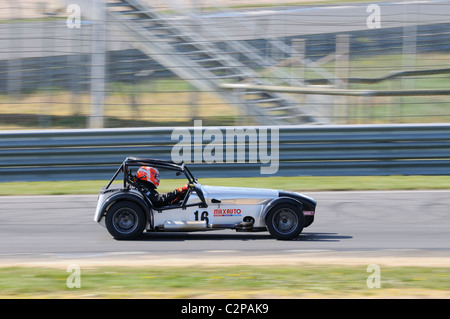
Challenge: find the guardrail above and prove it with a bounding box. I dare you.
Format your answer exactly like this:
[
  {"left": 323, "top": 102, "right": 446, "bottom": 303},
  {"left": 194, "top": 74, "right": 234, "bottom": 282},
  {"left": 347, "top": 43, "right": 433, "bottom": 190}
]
[
  {"left": 1, "top": 123, "right": 450, "bottom": 182},
  {"left": 219, "top": 83, "right": 450, "bottom": 97}
]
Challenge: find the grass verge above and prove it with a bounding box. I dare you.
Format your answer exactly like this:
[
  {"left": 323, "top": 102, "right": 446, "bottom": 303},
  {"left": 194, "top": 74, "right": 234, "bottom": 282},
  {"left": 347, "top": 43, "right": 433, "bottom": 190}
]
[
  {"left": 0, "top": 265, "right": 449, "bottom": 298},
  {"left": 1, "top": 175, "right": 450, "bottom": 196}
]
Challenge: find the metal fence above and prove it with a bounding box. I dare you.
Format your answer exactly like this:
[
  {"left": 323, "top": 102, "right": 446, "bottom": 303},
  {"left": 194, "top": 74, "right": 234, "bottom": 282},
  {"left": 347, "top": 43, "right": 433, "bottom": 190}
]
[
  {"left": 1, "top": 0, "right": 450, "bottom": 129},
  {"left": 1, "top": 123, "right": 450, "bottom": 182}
]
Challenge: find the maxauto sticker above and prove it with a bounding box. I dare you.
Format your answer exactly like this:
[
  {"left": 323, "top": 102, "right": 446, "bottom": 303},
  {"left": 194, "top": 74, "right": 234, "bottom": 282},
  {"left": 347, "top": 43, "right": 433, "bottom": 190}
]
[
  {"left": 214, "top": 208, "right": 242, "bottom": 217},
  {"left": 303, "top": 211, "right": 315, "bottom": 216}
]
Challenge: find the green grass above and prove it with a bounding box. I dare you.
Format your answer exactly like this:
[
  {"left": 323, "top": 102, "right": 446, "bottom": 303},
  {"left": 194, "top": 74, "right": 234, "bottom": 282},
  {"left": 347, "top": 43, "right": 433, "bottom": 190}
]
[
  {"left": 1, "top": 175, "right": 450, "bottom": 196},
  {"left": 0, "top": 265, "right": 449, "bottom": 298}
]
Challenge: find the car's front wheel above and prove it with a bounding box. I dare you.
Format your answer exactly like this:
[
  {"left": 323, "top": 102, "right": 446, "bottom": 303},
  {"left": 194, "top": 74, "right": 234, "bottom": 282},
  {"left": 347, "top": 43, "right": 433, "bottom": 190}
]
[
  {"left": 266, "top": 203, "right": 304, "bottom": 240},
  {"left": 105, "top": 201, "right": 146, "bottom": 240}
]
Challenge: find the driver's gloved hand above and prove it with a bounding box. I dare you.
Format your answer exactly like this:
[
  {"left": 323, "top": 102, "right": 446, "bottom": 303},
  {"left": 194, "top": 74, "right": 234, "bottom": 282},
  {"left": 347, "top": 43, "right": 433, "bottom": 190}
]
[{"left": 176, "top": 184, "right": 189, "bottom": 193}]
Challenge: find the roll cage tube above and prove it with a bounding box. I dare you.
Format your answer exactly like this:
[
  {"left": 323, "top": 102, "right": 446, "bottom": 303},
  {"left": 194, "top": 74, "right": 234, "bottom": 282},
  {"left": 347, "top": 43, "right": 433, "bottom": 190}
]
[
  {"left": 105, "top": 163, "right": 123, "bottom": 190},
  {"left": 105, "top": 157, "right": 192, "bottom": 190},
  {"left": 104, "top": 157, "right": 207, "bottom": 208}
]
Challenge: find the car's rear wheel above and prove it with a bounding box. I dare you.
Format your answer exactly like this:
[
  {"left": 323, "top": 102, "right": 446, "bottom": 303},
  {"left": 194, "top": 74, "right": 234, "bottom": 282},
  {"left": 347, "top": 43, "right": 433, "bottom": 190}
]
[
  {"left": 266, "top": 203, "right": 304, "bottom": 240},
  {"left": 105, "top": 201, "right": 146, "bottom": 240}
]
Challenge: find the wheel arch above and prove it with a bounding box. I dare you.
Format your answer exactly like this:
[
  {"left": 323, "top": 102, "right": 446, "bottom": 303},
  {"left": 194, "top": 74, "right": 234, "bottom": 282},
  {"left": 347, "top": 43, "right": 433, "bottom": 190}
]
[
  {"left": 99, "top": 192, "right": 153, "bottom": 230},
  {"left": 262, "top": 197, "right": 303, "bottom": 222}
]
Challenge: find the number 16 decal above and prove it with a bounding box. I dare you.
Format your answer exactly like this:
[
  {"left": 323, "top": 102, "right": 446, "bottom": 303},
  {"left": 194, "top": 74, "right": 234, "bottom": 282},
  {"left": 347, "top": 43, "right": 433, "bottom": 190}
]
[{"left": 194, "top": 210, "right": 209, "bottom": 225}]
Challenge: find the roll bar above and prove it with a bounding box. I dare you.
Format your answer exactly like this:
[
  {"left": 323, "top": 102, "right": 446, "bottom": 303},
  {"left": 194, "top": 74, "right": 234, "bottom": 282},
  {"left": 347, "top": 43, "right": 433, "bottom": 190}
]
[{"left": 105, "top": 157, "right": 197, "bottom": 190}]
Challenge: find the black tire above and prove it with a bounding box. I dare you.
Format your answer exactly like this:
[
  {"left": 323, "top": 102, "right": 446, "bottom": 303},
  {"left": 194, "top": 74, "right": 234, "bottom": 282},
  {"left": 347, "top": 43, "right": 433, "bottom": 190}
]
[
  {"left": 265, "top": 203, "right": 304, "bottom": 240},
  {"left": 105, "top": 201, "right": 146, "bottom": 240}
]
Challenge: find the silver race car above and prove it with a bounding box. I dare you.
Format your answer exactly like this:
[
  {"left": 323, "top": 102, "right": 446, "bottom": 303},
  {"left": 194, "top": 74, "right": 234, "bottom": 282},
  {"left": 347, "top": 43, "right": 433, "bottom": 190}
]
[{"left": 94, "top": 157, "right": 317, "bottom": 240}]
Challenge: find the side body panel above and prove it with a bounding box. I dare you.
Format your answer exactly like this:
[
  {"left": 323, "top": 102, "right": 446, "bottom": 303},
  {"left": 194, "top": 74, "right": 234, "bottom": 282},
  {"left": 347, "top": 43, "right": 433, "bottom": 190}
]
[{"left": 201, "top": 185, "right": 279, "bottom": 228}]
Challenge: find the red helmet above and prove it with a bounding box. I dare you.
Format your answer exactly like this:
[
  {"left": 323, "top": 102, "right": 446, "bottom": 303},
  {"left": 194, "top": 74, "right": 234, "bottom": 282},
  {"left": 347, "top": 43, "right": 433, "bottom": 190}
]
[{"left": 137, "top": 166, "right": 160, "bottom": 188}]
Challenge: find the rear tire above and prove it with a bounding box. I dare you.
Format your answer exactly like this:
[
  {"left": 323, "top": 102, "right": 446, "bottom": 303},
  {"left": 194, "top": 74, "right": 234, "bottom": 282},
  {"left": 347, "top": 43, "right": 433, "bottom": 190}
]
[
  {"left": 266, "top": 203, "right": 304, "bottom": 240},
  {"left": 105, "top": 201, "right": 146, "bottom": 240}
]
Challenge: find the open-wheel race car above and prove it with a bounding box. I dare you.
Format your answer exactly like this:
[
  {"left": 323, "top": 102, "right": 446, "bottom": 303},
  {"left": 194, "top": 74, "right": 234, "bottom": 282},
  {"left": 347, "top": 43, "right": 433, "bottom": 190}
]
[{"left": 94, "top": 157, "right": 317, "bottom": 240}]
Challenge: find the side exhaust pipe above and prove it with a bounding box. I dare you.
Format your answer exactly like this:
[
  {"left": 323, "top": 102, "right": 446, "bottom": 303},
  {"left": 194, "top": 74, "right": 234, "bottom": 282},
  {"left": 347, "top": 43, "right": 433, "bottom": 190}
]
[{"left": 162, "top": 220, "right": 207, "bottom": 232}]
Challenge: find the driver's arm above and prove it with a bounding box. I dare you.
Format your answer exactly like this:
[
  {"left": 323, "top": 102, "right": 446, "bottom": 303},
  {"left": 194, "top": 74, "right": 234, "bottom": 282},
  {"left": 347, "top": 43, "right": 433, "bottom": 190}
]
[{"left": 147, "top": 184, "right": 189, "bottom": 207}]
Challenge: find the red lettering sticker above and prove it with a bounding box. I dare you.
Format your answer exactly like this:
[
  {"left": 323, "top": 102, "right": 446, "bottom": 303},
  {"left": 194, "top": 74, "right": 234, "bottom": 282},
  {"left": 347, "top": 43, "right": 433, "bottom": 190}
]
[{"left": 214, "top": 208, "right": 242, "bottom": 217}]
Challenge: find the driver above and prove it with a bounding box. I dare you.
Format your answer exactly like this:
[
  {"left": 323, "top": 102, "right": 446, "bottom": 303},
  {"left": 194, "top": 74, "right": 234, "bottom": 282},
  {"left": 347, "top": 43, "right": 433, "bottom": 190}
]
[{"left": 135, "top": 166, "right": 189, "bottom": 208}]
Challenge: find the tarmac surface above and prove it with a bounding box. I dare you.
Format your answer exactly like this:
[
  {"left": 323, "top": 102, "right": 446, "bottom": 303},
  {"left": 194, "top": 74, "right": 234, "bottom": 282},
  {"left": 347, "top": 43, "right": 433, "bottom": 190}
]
[{"left": 1, "top": 190, "right": 450, "bottom": 268}]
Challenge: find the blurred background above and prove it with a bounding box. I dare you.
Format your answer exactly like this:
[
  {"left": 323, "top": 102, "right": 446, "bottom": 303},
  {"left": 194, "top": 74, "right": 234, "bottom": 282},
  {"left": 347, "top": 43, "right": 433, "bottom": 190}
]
[
  {"left": 1, "top": 2, "right": 450, "bottom": 301},
  {"left": 1, "top": 0, "right": 450, "bottom": 130}
]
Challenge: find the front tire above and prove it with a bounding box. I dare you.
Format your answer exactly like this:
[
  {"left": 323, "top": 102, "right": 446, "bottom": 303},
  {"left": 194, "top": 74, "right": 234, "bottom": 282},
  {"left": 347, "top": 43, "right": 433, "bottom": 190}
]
[
  {"left": 105, "top": 201, "right": 146, "bottom": 240},
  {"left": 266, "top": 203, "right": 304, "bottom": 240}
]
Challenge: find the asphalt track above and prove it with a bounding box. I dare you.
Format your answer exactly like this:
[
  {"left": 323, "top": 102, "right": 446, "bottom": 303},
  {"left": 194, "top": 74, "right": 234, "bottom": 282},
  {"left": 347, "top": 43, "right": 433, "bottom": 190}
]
[{"left": 1, "top": 190, "right": 450, "bottom": 267}]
